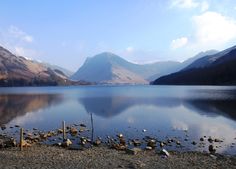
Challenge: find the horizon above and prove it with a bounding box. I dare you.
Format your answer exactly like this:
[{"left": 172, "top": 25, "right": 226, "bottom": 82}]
[{"left": 1, "top": 0, "right": 236, "bottom": 71}]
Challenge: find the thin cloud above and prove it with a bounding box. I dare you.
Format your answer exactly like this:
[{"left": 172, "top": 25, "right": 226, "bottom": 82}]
[
  {"left": 8, "top": 26, "right": 33, "bottom": 43},
  {"left": 170, "top": 0, "right": 209, "bottom": 12},
  {"left": 170, "top": 0, "right": 199, "bottom": 9},
  {"left": 171, "top": 37, "right": 188, "bottom": 49},
  {"left": 0, "top": 26, "right": 38, "bottom": 58}
]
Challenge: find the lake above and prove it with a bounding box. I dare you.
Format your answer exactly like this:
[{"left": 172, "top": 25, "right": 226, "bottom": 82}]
[{"left": 0, "top": 85, "right": 236, "bottom": 154}]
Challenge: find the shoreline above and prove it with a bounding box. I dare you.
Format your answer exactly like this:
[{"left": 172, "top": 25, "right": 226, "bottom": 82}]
[
  {"left": 0, "top": 144, "right": 236, "bottom": 169},
  {"left": 1, "top": 124, "right": 236, "bottom": 168}
]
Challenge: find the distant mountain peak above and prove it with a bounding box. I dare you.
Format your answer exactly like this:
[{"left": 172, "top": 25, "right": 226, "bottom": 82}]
[{"left": 71, "top": 52, "right": 182, "bottom": 83}]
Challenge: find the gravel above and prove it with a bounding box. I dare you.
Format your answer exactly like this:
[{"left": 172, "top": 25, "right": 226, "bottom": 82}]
[{"left": 0, "top": 145, "right": 236, "bottom": 169}]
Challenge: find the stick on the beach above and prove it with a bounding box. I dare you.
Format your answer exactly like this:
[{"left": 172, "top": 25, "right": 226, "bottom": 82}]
[
  {"left": 62, "top": 121, "right": 66, "bottom": 140},
  {"left": 20, "top": 128, "right": 23, "bottom": 151}
]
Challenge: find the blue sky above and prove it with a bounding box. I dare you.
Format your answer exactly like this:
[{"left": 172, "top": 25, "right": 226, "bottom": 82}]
[{"left": 0, "top": 0, "right": 236, "bottom": 71}]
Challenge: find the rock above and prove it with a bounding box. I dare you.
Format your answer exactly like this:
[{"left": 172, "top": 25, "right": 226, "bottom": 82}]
[
  {"left": 192, "top": 141, "right": 197, "bottom": 145},
  {"left": 119, "top": 137, "right": 126, "bottom": 146},
  {"left": 176, "top": 140, "right": 181, "bottom": 145},
  {"left": 80, "top": 137, "right": 87, "bottom": 145},
  {"left": 33, "top": 128, "right": 38, "bottom": 131},
  {"left": 80, "top": 124, "right": 86, "bottom": 127},
  {"left": 14, "top": 125, "right": 20, "bottom": 128},
  {"left": 208, "top": 137, "right": 213, "bottom": 143},
  {"left": 39, "top": 133, "right": 47, "bottom": 139},
  {"left": 117, "top": 133, "right": 123, "bottom": 138},
  {"left": 0, "top": 125, "right": 6, "bottom": 130},
  {"left": 160, "top": 149, "right": 170, "bottom": 157},
  {"left": 160, "top": 142, "right": 165, "bottom": 147},
  {"left": 112, "top": 144, "right": 126, "bottom": 151},
  {"left": 133, "top": 139, "right": 141, "bottom": 146},
  {"left": 93, "top": 139, "right": 101, "bottom": 146},
  {"left": 126, "top": 148, "right": 142, "bottom": 155},
  {"left": 147, "top": 139, "right": 156, "bottom": 148},
  {"left": 142, "top": 129, "right": 147, "bottom": 132},
  {"left": 79, "top": 128, "right": 84, "bottom": 133},
  {"left": 200, "top": 138, "right": 204, "bottom": 141},
  {"left": 145, "top": 146, "right": 152, "bottom": 150},
  {"left": 62, "top": 139, "right": 72, "bottom": 147},
  {"left": 214, "top": 138, "right": 223, "bottom": 143},
  {"left": 208, "top": 145, "right": 216, "bottom": 153},
  {"left": 167, "top": 139, "right": 173, "bottom": 143},
  {"left": 70, "top": 128, "right": 78, "bottom": 136},
  {"left": 57, "top": 129, "right": 63, "bottom": 134}
]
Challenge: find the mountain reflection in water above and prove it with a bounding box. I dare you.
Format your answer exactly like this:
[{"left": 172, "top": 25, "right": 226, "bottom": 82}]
[
  {"left": 78, "top": 96, "right": 236, "bottom": 122},
  {"left": 0, "top": 94, "right": 62, "bottom": 124}
]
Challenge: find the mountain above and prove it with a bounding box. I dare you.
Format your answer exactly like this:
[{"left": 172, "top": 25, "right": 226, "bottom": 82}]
[
  {"left": 0, "top": 46, "right": 86, "bottom": 86},
  {"left": 40, "top": 62, "right": 74, "bottom": 77},
  {"left": 181, "top": 50, "right": 218, "bottom": 69},
  {"left": 71, "top": 52, "right": 181, "bottom": 84},
  {"left": 184, "top": 46, "right": 236, "bottom": 70},
  {"left": 152, "top": 45, "right": 236, "bottom": 85}
]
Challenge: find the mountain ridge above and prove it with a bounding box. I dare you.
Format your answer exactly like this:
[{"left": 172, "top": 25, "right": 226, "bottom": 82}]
[
  {"left": 71, "top": 52, "right": 183, "bottom": 84},
  {"left": 152, "top": 45, "right": 236, "bottom": 85}
]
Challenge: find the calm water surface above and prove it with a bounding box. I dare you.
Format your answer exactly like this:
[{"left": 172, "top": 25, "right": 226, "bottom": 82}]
[{"left": 0, "top": 85, "right": 236, "bottom": 154}]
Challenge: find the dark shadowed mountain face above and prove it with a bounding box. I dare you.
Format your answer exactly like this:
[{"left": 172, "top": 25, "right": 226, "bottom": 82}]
[
  {"left": 181, "top": 50, "right": 218, "bottom": 70},
  {"left": 71, "top": 52, "right": 181, "bottom": 84},
  {"left": 153, "top": 45, "right": 236, "bottom": 85},
  {"left": 184, "top": 46, "right": 236, "bottom": 70}
]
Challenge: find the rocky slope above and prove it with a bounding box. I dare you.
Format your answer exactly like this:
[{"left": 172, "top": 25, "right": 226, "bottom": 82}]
[{"left": 0, "top": 46, "right": 86, "bottom": 86}]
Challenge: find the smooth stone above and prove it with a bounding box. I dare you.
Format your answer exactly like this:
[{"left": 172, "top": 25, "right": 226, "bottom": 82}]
[
  {"left": 133, "top": 139, "right": 141, "bottom": 146},
  {"left": 70, "top": 128, "right": 78, "bottom": 135},
  {"left": 147, "top": 139, "right": 156, "bottom": 148},
  {"left": 117, "top": 134, "right": 123, "bottom": 138},
  {"left": 160, "top": 142, "right": 165, "bottom": 147},
  {"left": 145, "top": 146, "right": 153, "bottom": 150},
  {"left": 62, "top": 139, "right": 72, "bottom": 147},
  {"left": 57, "top": 129, "right": 63, "bottom": 134},
  {"left": 93, "top": 139, "right": 101, "bottom": 146},
  {"left": 160, "top": 149, "right": 170, "bottom": 157}
]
